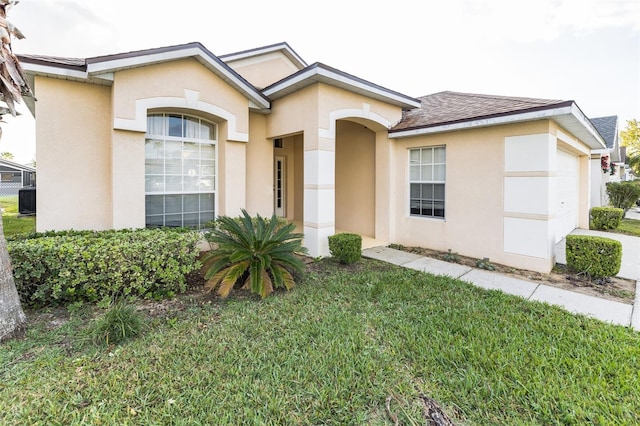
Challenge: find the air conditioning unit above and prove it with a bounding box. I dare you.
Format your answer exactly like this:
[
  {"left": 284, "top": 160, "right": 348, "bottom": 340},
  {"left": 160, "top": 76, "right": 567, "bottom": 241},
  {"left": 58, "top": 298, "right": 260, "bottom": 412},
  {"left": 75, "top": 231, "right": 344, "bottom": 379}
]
[{"left": 18, "top": 187, "right": 36, "bottom": 215}]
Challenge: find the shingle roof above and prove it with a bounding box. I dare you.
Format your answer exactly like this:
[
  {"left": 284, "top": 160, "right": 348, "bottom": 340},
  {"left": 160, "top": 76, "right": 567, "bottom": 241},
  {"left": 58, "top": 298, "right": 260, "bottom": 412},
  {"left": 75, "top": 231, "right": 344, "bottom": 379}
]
[
  {"left": 589, "top": 116, "right": 618, "bottom": 149},
  {"left": 18, "top": 54, "right": 86, "bottom": 70},
  {"left": 390, "top": 91, "right": 570, "bottom": 132}
]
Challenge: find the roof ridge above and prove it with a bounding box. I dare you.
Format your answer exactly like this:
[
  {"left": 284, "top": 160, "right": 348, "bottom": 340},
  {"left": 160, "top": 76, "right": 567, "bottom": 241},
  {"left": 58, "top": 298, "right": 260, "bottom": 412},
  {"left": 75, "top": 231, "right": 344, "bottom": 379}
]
[{"left": 437, "top": 90, "right": 565, "bottom": 104}]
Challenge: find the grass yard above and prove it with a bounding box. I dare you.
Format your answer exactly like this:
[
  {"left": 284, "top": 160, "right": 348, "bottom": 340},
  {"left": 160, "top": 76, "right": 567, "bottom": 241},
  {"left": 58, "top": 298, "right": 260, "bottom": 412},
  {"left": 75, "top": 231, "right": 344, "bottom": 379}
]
[
  {"left": 1, "top": 259, "right": 639, "bottom": 425},
  {"left": 0, "top": 195, "right": 35, "bottom": 237},
  {"left": 615, "top": 218, "right": 640, "bottom": 237}
]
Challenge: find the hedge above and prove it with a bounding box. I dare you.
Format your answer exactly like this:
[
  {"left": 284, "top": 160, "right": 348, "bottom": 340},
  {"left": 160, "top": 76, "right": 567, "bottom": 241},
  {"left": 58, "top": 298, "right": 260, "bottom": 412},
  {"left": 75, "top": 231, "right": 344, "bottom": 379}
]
[
  {"left": 328, "top": 233, "right": 362, "bottom": 264},
  {"left": 606, "top": 181, "right": 640, "bottom": 212},
  {"left": 565, "top": 235, "right": 622, "bottom": 279},
  {"left": 8, "top": 228, "right": 202, "bottom": 307},
  {"left": 590, "top": 207, "right": 624, "bottom": 230}
]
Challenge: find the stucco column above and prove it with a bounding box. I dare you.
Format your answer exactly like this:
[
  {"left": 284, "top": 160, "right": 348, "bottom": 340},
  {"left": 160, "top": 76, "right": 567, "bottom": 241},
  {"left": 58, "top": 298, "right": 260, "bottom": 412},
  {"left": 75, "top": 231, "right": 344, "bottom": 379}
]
[
  {"left": 304, "top": 134, "right": 335, "bottom": 257},
  {"left": 112, "top": 129, "right": 146, "bottom": 229},
  {"left": 374, "top": 130, "right": 393, "bottom": 243},
  {"left": 220, "top": 140, "right": 247, "bottom": 217}
]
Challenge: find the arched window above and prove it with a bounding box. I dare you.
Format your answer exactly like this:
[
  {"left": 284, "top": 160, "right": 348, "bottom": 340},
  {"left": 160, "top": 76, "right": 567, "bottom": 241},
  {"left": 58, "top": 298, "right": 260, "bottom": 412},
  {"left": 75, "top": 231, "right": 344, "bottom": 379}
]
[{"left": 145, "top": 113, "right": 216, "bottom": 229}]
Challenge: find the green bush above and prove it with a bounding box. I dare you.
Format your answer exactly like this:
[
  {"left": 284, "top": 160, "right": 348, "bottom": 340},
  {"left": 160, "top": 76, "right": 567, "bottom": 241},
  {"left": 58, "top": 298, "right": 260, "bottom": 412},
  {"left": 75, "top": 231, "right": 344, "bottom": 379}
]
[
  {"left": 606, "top": 181, "right": 640, "bottom": 212},
  {"left": 565, "top": 235, "right": 622, "bottom": 279},
  {"left": 8, "top": 228, "right": 202, "bottom": 307},
  {"left": 328, "top": 233, "right": 362, "bottom": 264},
  {"left": 590, "top": 207, "right": 624, "bottom": 230},
  {"left": 202, "top": 210, "right": 307, "bottom": 298}
]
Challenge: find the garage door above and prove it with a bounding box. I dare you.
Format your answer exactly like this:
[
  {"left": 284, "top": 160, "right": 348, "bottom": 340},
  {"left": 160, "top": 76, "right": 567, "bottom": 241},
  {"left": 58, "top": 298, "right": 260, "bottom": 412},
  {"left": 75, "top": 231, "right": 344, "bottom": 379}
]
[{"left": 556, "top": 149, "right": 579, "bottom": 243}]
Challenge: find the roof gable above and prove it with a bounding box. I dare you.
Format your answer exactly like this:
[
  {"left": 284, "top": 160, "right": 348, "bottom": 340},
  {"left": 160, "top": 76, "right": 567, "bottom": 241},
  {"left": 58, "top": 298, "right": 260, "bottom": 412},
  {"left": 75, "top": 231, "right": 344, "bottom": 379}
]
[
  {"left": 19, "top": 42, "right": 270, "bottom": 112},
  {"left": 263, "top": 62, "right": 420, "bottom": 110},
  {"left": 220, "top": 42, "right": 307, "bottom": 90},
  {"left": 220, "top": 42, "right": 307, "bottom": 70}
]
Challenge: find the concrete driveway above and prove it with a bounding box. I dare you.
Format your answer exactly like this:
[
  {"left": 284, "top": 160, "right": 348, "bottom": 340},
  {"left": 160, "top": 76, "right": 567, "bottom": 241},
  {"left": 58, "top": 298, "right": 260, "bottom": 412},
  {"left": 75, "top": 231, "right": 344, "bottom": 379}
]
[{"left": 555, "top": 228, "right": 640, "bottom": 280}]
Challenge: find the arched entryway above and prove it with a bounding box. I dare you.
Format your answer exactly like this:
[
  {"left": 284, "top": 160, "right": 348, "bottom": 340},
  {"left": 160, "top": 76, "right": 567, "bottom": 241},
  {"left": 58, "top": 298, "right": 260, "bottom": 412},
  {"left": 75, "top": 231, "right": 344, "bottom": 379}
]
[{"left": 335, "top": 120, "right": 376, "bottom": 238}]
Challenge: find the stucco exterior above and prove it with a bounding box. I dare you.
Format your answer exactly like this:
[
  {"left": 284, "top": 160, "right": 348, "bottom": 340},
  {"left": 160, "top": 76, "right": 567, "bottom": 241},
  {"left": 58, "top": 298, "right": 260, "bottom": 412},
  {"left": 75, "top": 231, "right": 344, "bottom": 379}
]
[{"left": 22, "top": 41, "right": 606, "bottom": 274}]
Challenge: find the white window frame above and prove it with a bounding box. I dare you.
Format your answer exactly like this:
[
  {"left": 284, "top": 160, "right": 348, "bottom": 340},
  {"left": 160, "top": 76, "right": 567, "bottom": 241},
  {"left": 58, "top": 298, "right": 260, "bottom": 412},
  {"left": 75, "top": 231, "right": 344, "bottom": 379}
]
[
  {"left": 409, "top": 146, "right": 446, "bottom": 219},
  {"left": 144, "top": 113, "right": 218, "bottom": 229}
]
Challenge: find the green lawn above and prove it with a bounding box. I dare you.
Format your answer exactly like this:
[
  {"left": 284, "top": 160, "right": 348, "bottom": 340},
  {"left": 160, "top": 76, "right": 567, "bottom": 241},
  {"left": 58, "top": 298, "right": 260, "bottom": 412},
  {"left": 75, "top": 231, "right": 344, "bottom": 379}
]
[
  {"left": 1, "top": 259, "right": 638, "bottom": 425},
  {"left": 615, "top": 218, "right": 640, "bottom": 237},
  {"left": 0, "top": 195, "right": 35, "bottom": 237}
]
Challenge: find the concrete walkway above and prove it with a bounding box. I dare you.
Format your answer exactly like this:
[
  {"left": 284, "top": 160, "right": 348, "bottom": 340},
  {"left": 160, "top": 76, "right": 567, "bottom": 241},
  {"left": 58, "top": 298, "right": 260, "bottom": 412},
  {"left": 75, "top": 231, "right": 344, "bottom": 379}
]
[{"left": 362, "top": 246, "right": 639, "bottom": 331}]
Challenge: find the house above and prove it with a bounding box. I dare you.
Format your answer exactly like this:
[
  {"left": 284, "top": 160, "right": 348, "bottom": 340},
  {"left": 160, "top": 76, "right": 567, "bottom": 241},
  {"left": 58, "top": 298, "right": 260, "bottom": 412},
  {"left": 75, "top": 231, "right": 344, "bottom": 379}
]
[
  {"left": 19, "top": 42, "right": 606, "bottom": 273},
  {"left": 589, "top": 115, "right": 622, "bottom": 207},
  {"left": 0, "top": 158, "right": 35, "bottom": 196}
]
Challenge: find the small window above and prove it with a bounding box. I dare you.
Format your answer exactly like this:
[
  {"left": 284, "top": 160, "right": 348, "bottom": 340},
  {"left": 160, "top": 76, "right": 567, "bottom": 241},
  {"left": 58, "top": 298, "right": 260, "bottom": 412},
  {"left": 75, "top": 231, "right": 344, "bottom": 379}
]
[
  {"left": 274, "top": 138, "right": 283, "bottom": 149},
  {"left": 409, "top": 146, "right": 445, "bottom": 218}
]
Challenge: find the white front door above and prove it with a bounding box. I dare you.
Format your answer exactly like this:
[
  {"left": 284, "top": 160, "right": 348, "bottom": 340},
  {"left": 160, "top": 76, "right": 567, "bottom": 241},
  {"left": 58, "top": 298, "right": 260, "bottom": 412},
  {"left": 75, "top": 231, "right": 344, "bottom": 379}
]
[{"left": 274, "top": 156, "right": 286, "bottom": 217}]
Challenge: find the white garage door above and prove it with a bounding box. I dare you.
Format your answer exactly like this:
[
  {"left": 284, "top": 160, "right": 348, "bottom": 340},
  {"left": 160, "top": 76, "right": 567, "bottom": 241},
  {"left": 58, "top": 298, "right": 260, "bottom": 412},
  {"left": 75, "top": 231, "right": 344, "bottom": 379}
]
[{"left": 556, "top": 149, "right": 579, "bottom": 243}]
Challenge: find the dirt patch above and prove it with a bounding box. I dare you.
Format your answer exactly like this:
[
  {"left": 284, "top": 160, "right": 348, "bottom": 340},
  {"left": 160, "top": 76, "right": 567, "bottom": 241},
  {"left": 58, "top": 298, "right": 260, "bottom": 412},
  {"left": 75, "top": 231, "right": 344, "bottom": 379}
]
[{"left": 392, "top": 245, "right": 636, "bottom": 304}]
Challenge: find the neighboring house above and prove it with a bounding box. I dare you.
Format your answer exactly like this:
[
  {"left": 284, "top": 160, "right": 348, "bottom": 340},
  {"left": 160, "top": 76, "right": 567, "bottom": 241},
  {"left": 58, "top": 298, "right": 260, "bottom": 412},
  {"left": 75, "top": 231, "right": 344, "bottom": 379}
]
[
  {"left": 19, "top": 42, "right": 605, "bottom": 273},
  {"left": 589, "top": 115, "right": 622, "bottom": 208},
  {"left": 0, "top": 158, "right": 35, "bottom": 196}
]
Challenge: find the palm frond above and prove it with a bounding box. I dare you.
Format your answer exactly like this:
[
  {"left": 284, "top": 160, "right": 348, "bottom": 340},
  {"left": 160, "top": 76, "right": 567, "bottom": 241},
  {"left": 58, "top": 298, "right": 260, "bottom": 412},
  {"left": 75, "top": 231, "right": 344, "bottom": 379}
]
[
  {"left": 280, "top": 268, "right": 296, "bottom": 291},
  {"left": 261, "top": 269, "right": 273, "bottom": 298},
  {"left": 203, "top": 267, "right": 231, "bottom": 293},
  {"left": 217, "top": 274, "right": 238, "bottom": 298},
  {"left": 270, "top": 263, "right": 284, "bottom": 289}
]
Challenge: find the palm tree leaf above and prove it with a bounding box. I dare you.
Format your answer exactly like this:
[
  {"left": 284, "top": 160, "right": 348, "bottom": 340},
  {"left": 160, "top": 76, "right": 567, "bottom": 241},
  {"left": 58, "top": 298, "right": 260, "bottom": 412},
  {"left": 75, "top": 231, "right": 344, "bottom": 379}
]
[
  {"left": 217, "top": 274, "right": 237, "bottom": 298},
  {"left": 249, "top": 260, "right": 262, "bottom": 295},
  {"left": 270, "top": 263, "right": 284, "bottom": 289},
  {"left": 261, "top": 269, "right": 273, "bottom": 298},
  {"left": 280, "top": 268, "right": 296, "bottom": 290},
  {"left": 203, "top": 267, "right": 230, "bottom": 293}
]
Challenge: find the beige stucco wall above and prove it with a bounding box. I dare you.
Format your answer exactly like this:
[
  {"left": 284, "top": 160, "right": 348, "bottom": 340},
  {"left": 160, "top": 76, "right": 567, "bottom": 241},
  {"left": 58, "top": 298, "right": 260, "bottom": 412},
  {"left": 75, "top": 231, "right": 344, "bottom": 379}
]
[
  {"left": 34, "top": 77, "right": 113, "bottom": 232},
  {"left": 245, "top": 113, "right": 273, "bottom": 216},
  {"left": 226, "top": 53, "right": 301, "bottom": 89},
  {"left": 391, "top": 121, "right": 556, "bottom": 272},
  {"left": 112, "top": 129, "right": 145, "bottom": 229},
  {"left": 34, "top": 58, "right": 259, "bottom": 231},
  {"left": 112, "top": 59, "right": 257, "bottom": 220},
  {"left": 112, "top": 58, "right": 250, "bottom": 137},
  {"left": 335, "top": 120, "right": 375, "bottom": 236}
]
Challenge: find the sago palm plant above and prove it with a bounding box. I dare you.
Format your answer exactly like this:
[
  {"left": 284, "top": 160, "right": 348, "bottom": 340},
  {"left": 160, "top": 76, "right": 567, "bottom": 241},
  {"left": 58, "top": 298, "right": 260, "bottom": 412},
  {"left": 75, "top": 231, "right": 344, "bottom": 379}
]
[{"left": 202, "top": 210, "right": 307, "bottom": 298}]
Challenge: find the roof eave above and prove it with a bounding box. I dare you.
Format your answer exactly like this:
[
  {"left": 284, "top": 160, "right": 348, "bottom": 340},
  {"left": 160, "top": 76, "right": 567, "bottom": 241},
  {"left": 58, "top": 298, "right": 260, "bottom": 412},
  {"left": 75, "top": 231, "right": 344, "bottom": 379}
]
[
  {"left": 21, "top": 44, "right": 271, "bottom": 111},
  {"left": 263, "top": 63, "right": 420, "bottom": 110},
  {"left": 389, "top": 103, "right": 607, "bottom": 150},
  {"left": 220, "top": 42, "right": 308, "bottom": 70}
]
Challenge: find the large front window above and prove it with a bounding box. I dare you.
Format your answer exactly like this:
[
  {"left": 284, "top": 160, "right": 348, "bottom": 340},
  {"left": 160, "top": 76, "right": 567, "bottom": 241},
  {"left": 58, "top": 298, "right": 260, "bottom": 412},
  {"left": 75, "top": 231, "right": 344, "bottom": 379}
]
[
  {"left": 409, "top": 146, "right": 445, "bottom": 218},
  {"left": 145, "top": 113, "right": 216, "bottom": 229}
]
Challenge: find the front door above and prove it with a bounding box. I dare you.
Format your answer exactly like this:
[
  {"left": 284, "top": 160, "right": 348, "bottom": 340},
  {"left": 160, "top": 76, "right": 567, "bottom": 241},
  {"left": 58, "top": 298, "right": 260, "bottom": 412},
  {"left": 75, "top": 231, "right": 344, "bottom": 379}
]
[{"left": 274, "top": 156, "right": 286, "bottom": 217}]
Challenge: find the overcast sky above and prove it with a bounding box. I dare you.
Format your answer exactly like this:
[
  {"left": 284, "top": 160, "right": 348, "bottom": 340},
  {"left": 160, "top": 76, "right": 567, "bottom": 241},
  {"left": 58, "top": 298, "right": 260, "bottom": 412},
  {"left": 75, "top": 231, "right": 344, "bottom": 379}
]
[{"left": 2, "top": 0, "right": 639, "bottom": 163}]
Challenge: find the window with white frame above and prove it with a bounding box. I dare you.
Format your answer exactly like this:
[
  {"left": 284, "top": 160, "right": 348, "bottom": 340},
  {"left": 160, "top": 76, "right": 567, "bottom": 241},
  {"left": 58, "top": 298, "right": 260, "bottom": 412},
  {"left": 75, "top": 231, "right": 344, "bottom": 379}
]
[
  {"left": 409, "top": 146, "right": 445, "bottom": 218},
  {"left": 145, "top": 113, "right": 216, "bottom": 229}
]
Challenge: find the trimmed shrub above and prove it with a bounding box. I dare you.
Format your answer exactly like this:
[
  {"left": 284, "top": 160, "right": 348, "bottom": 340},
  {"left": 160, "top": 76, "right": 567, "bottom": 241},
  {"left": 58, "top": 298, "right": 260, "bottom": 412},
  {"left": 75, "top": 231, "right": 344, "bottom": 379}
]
[
  {"left": 606, "top": 181, "right": 640, "bottom": 212},
  {"left": 8, "top": 228, "right": 202, "bottom": 307},
  {"left": 565, "top": 235, "right": 622, "bottom": 279},
  {"left": 328, "top": 233, "right": 362, "bottom": 264},
  {"left": 590, "top": 207, "right": 624, "bottom": 230}
]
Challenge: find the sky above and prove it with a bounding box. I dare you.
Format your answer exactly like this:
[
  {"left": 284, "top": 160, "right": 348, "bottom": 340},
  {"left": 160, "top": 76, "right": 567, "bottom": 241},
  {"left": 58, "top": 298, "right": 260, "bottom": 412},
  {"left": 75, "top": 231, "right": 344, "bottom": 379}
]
[{"left": 1, "top": 0, "right": 639, "bottom": 164}]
